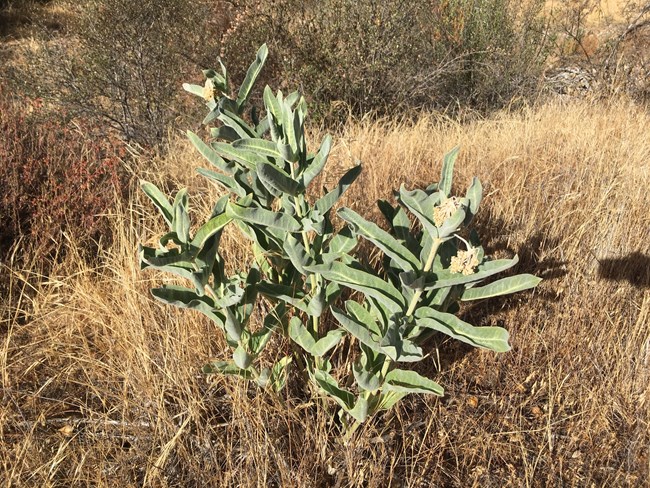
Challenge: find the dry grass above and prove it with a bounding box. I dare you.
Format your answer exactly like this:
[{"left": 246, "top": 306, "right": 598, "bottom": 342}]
[{"left": 2, "top": 98, "right": 649, "bottom": 486}]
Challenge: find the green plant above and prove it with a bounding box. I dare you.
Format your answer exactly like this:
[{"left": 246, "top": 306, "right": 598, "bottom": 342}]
[{"left": 139, "top": 45, "right": 541, "bottom": 432}]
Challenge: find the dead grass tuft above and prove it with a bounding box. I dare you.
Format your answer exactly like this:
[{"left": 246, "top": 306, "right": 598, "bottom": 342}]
[{"left": 2, "top": 98, "right": 649, "bottom": 486}]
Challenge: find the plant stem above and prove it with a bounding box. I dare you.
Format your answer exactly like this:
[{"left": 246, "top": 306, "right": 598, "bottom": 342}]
[
  {"left": 405, "top": 237, "right": 442, "bottom": 317},
  {"left": 364, "top": 237, "right": 444, "bottom": 424},
  {"left": 289, "top": 166, "right": 320, "bottom": 336}
]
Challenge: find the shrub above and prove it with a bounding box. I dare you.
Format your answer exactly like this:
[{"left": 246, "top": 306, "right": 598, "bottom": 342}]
[
  {"left": 140, "top": 46, "right": 541, "bottom": 434},
  {"left": 0, "top": 90, "right": 127, "bottom": 260},
  {"left": 220, "top": 0, "right": 550, "bottom": 120},
  {"left": 23, "top": 0, "right": 226, "bottom": 148}
]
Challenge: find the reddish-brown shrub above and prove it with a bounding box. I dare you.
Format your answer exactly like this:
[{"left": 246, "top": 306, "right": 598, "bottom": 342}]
[{"left": 0, "top": 89, "right": 128, "bottom": 261}]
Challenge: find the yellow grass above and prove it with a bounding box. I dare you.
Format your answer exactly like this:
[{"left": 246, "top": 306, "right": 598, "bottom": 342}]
[{"left": 2, "top": 98, "right": 649, "bottom": 486}]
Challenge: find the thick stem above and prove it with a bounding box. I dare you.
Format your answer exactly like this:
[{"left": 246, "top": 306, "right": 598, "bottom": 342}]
[
  {"left": 405, "top": 237, "right": 442, "bottom": 317},
  {"left": 289, "top": 166, "right": 320, "bottom": 336},
  {"left": 364, "top": 237, "right": 444, "bottom": 423}
]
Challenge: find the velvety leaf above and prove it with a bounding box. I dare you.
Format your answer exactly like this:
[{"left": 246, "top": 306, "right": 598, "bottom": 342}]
[
  {"left": 187, "top": 131, "right": 235, "bottom": 174},
  {"left": 226, "top": 203, "right": 302, "bottom": 232},
  {"left": 237, "top": 43, "right": 268, "bottom": 110},
  {"left": 384, "top": 369, "right": 444, "bottom": 395},
  {"left": 338, "top": 207, "right": 420, "bottom": 271},
  {"left": 331, "top": 307, "right": 383, "bottom": 353},
  {"left": 233, "top": 345, "right": 252, "bottom": 369},
  {"left": 257, "top": 162, "right": 303, "bottom": 196},
  {"left": 426, "top": 256, "right": 520, "bottom": 290},
  {"left": 140, "top": 180, "right": 173, "bottom": 227},
  {"left": 461, "top": 274, "right": 542, "bottom": 301},
  {"left": 233, "top": 138, "right": 282, "bottom": 159},
  {"left": 202, "top": 361, "right": 253, "bottom": 379},
  {"left": 306, "top": 262, "right": 405, "bottom": 312},
  {"left": 314, "top": 165, "right": 362, "bottom": 214},
  {"left": 197, "top": 167, "right": 247, "bottom": 197},
  {"left": 415, "top": 307, "right": 511, "bottom": 352},
  {"left": 439, "top": 146, "right": 460, "bottom": 197},
  {"left": 311, "top": 369, "right": 354, "bottom": 410},
  {"left": 151, "top": 285, "right": 224, "bottom": 327},
  {"left": 301, "top": 134, "right": 332, "bottom": 187},
  {"left": 191, "top": 213, "right": 231, "bottom": 249}
]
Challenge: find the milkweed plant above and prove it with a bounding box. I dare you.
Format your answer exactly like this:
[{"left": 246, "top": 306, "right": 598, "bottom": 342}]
[{"left": 139, "top": 45, "right": 541, "bottom": 434}]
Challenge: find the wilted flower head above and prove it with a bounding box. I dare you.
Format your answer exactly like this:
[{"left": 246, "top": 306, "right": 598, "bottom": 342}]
[
  {"left": 450, "top": 247, "right": 480, "bottom": 275},
  {"left": 433, "top": 196, "right": 461, "bottom": 227},
  {"left": 203, "top": 78, "right": 215, "bottom": 102}
]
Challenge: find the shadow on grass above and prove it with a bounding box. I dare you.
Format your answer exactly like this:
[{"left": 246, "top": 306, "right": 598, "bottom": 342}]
[{"left": 597, "top": 251, "right": 650, "bottom": 288}]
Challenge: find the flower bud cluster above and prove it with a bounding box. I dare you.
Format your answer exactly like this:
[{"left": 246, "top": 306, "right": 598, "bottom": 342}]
[{"left": 450, "top": 248, "right": 479, "bottom": 275}]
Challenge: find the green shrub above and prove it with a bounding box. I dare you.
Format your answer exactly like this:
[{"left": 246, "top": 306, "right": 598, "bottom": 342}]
[
  {"left": 220, "top": 0, "right": 549, "bottom": 120},
  {"left": 140, "top": 46, "right": 541, "bottom": 434}
]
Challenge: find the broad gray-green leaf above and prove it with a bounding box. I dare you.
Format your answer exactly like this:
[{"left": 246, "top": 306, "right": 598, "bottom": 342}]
[
  {"left": 439, "top": 146, "right": 460, "bottom": 197},
  {"left": 256, "top": 282, "right": 309, "bottom": 313},
  {"left": 140, "top": 180, "right": 173, "bottom": 226},
  {"left": 283, "top": 235, "right": 311, "bottom": 275},
  {"left": 307, "top": 287, "right": 326, "bottom": 317},
  {"left": 173, "top": 202, "right": 190, "bottom": 244},
  {"left": 384, "top": 369, "right": 444, "bottom": 395},
  {"left": 224, "top": 308, "right": 242, "bottom": 342},
  {"left": 461, "top": 274, "right": 542, "bottom": 301},
  {"left": 182, "top": 83, "right": 205, "bottom": 98},
  {"left": 249, "top": 325, "right": 275, "bottom": 355},
  {"left": 466, "top": 176, "right": 482, "bottom": 218},
  {"left": 348, "top": 397, "right": 369, "bottom": 423},
  {"left": 415, "top": 307, "right": 511, "bottom": 352},
  {"left": 345, "top": 300, "right": 381, "bottom": 336},
  {"left": 151, "top": 286, "right": 223, "bottom": 327},
  {"left": 306, "top": 262, "right": 405, "bottom": 312},
  {"left": 288, "top": 316, "right": 315, "bottom": 351},
  {"left": 257, "top": 162, "right": 303, "bottom": 196},
  {"left": 233, "top": 138, "right": 283, "bottom": 159},
  {"left": 438, "top": 205, "right": 466, "bottom": 238},
  {"left": 377, "top": 391, "right": 408, "bottom": 411},
  {"left": 312, "top": 329, "right": 346, "bottom": 357},
  {"left": 233, "top": 345, "right": 252, "bottom": 369},
  {"left": 139, "top": 245, "right": 195, "bottom": 269},
  {"left": 353, "top": 361, "right": 381, "bottom": 392},
  {"left": 282, "top": 102, "right": 298, "bottom": 156},
  {"left": 285, "top": 90, "right": 300, "bottom": 107},
  {"left": 191, "top": 213, "right": 231, "bottom": 249},
  {"left": 326, "top": 226, "right": 357, "bottom": 256},
  {"left": 210, "top": 125, "right": 240, "bottom": 142},
  {"left": 426, "top": 256, "right": 520, "bottom": 290},
  {"left": 197, "top": 167, "right": 247, "bottom": 197},
  {"left": 263, "top": 85, "right": 282, "bottom": 121},
  {"left": 218, "top": 111, "right": 257, "bottom": 139},
  {"left": 211, "top": 142, "right": 266, "bottom": 171},
  {"left": 338, "top": 207, "right": 420, "bottom": 272},
  {"left": 331, "top": 307, "right": 383, "bottom": 353},
  {"left": 237, "top": 43, "right": 268, "bottom": 110},
  {"left": 187, "top": 131, "right": 235, "bottom": 174},
  {"left": 226, "top": 203, "right": 301, "bottom": 232},
  {"left": 311, "top": 369, "right": 354, "bottom": 410},
  {"left": 301, "top": 134, "right": 332, "bottom": 187},
  {"left": 289, "top": 317, "right": 344, "bottom": 357},
  {"left": 398, "top": 185, "right": 439, "bottom": 239},
  {"left": 314, "top": 164, "right": 362, "bottom": 214}
]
